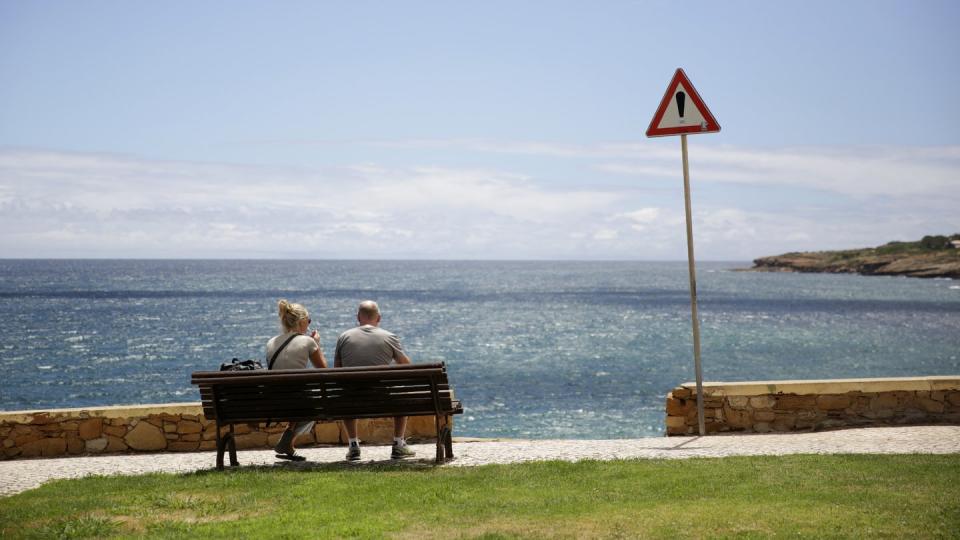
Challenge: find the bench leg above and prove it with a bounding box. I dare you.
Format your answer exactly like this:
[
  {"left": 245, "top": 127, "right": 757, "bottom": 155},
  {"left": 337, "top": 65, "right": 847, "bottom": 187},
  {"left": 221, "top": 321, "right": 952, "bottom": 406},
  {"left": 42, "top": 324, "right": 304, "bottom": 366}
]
[
  {"left": 434, "top": 415, "right": 454, "bottom": 464},
  {"left": 443, "top": 417, "right": 454, "bottom": 460},
  {"left": 228, "top": 424, "right": 239, "bottom": 467},
  {"left": 215, "top": 423, "right": 239, "bottom": 470},
  {"left": 216, "top": 428, "right": 227, "bottom": 471}
]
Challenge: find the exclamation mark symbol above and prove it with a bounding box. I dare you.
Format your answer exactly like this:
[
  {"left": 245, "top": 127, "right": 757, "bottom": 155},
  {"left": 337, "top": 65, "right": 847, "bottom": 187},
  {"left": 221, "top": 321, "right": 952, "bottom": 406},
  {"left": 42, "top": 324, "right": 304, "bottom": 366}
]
[{"left": 676, "top": 91, "right": 686, "bottom": 120}]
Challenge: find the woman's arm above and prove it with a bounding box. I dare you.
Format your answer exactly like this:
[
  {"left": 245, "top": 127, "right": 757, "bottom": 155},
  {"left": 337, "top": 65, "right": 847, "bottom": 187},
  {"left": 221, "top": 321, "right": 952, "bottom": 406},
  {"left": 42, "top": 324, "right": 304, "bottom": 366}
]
[
  {"left": 309, "top": 331, "right": 327, "bottom": 368},
  {"left": 309, "top": 347, "right": 327, "bottom": 368}
]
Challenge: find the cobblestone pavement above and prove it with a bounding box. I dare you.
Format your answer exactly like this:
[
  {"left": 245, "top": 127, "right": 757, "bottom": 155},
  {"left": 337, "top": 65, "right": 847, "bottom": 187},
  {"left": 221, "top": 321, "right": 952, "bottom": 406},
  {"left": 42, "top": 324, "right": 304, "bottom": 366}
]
[{"left": 2, "top": 425, "right": 958, "bottom": 497}]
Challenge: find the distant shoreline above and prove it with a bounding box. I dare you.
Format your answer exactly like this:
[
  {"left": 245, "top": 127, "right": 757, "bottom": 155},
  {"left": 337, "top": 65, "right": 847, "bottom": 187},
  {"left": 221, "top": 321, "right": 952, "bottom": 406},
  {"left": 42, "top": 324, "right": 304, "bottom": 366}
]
[{"left": 743, "top": 236, "right": 960, "bottom": 280}]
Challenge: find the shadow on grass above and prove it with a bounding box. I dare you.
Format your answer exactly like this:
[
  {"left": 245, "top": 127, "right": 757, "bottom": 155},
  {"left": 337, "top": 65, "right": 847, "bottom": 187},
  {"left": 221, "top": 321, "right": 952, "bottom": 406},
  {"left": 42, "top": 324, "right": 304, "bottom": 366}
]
[{"left": 182, "top": 456, "right": 443, "bottom": 479}]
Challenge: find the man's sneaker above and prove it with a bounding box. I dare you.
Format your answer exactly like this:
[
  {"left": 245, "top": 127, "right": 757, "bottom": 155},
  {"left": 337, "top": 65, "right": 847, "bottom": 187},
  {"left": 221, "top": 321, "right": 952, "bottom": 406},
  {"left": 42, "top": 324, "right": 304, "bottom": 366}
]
[
  {"left": 345, "top": 445, "right": 361, "bottom": 461},
  {"left": 391, "top": 443, "right": 416, "bottom": 459}
]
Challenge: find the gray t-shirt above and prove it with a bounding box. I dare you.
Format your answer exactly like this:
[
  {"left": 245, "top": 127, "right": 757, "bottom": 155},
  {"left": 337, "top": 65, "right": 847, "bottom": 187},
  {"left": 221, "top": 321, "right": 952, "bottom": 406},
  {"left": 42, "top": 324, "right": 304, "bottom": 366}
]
[
  {"left": 265, "top": 332, "right": 318, "bottom": 370},
  {"left": 335, "top": 325, "right": 404, "bottom": 367}
]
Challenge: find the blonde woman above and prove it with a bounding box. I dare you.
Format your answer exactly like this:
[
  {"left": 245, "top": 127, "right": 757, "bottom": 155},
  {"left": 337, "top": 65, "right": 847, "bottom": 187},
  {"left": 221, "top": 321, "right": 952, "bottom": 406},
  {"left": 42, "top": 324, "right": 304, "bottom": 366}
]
[{"left": 266, "top": 299, "right": 327, "bottom": 460}]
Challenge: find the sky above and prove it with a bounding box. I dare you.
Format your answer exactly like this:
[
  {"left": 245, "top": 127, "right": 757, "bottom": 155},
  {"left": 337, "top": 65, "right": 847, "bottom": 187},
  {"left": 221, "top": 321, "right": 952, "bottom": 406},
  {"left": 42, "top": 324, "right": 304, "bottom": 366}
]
[{"left": 1, "top": 1, "right": 958, "bottom": 260}]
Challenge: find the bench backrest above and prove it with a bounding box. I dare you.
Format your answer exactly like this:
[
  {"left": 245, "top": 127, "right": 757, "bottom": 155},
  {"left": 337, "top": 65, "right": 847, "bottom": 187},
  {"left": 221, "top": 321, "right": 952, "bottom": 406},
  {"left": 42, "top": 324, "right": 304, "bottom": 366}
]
[{"left": 191, "top": 363, "right": 457, "bottom": 423}]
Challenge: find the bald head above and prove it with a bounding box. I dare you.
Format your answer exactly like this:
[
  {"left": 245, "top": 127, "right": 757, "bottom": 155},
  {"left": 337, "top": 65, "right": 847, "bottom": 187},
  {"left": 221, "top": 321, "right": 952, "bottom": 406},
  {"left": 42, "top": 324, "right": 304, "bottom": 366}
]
[{"left": 357, "top": 300, "right": 381, "bottom": 326}]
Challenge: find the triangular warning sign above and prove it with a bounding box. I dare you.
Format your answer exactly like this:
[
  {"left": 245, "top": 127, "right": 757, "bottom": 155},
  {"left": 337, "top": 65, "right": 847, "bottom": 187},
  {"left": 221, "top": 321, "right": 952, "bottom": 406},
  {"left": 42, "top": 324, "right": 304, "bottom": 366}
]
[{"left": 646, "top": 68, "right": 720, "bottom": 137}]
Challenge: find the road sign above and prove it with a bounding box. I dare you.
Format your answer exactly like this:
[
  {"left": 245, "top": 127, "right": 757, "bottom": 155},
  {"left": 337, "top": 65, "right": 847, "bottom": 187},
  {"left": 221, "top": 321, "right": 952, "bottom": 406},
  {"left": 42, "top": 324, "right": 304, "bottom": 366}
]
[
  {"left": 645, "top": 68, "right": 721, "bottom": 437},
  {"left": 646, "top": 68, "right": 720, "bottom": 137}
]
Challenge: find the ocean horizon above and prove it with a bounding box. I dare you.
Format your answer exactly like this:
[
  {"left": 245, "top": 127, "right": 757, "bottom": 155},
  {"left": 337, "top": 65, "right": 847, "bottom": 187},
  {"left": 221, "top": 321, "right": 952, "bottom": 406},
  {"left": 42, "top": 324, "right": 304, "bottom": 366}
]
[{"left": 2, "top": 259, "right": 958, "bottom": 439}]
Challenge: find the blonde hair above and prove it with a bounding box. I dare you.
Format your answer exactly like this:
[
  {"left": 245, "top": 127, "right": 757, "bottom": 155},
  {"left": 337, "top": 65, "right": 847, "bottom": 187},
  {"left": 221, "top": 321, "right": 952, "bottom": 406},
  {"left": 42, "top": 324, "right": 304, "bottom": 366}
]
[{"left": 277, "top": 299, "right": 309, "bottom": 332}]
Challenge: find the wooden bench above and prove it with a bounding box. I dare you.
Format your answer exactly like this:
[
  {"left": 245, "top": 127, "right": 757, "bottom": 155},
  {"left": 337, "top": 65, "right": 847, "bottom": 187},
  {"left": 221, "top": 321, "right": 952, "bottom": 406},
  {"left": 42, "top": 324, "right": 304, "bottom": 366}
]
[{"left": 191, "top": 363, "right": 463, "bottom": 469}]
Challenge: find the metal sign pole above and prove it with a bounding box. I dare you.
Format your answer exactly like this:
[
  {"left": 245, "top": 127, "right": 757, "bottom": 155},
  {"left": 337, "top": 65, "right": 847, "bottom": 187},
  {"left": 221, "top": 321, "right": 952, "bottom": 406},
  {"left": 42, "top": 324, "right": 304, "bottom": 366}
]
[{"left": 680, "top": 133, "right": 706, "bottom": 436}]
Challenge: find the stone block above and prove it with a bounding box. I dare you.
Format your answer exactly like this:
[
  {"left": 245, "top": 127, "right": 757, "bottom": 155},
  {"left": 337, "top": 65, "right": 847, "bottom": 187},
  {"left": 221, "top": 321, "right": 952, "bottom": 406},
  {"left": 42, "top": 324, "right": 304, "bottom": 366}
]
[
  {"left": 202, "top": 430, "right": 216, "bottom": 441},
  {"left": 314, "top": 422, "right": 342, "bottom": 444},
  {"left": 754, "top": 410, "right": 777, "bottom": 422},
  {"left": 38, "top": 423, "right": 63, "bottom": 433},
  {"left": 29, "top": 413, "right": 56, "bottom": 425},
  {"left": 233, "top": 424, "right": 252, "bottom": 435},
  {"left": 666, "top": 397, "right": 692, "bottom": 416},
  {"left": 165, "top": 433, "right": 179, "bottom": 440},
  {"left": 917, "top": 398, "right": 945, "bottom": 414},
  {"left": 234, "top": 432, "right": 269, "bottom": 449},
  {"left": 61, "top": 421, "right": 79, "bottom": 430},
  {"left": 78, "top": 418, "right": 103, "bottom": 440},
  {"left": 66, "top": 434, "right": 84, "bottom": 454},
  {"left": 665, "top": 416, "right": 686, "bottom": 429},
  {"left": 704, "top": 421, "right": 725, "bottom": 434},
  {"left": 199, "top": 440, "right": 217, "bottom": 450},
  {"left": 14, "top": 432, "right": 44, "bottom": 446},
  {"left": 946, "top": 392, "right": 960, "bottom": 407},
  {"left": 749, "top": 396, "right": 776, "bottom": 409},
  {"left": 19, "top": 440, "right": 43, "bottom": 457},
  {"left": 267, "top": 432, "right": 283, "bottom": 446},
  {"left": 727, "top": 396, "right": 750, "bottom": 409},
  {"left": 2, "top": 438, "right": 13, "bottom": 448},
  {"left": 772, "top": 415, "right": 797, "bottom": 432},
  {"left": 666, "top": 426, "right": 687, "bottom": 436},
  {"left": 163, "top": 423, "right": 177, "bottom": 433},
  {"left": 105, "top": 436, "right": 127, "bottom": 452},
  {"left": 85, "top": 437, "right": 108, "bottom": 453},
  {"left": 108, "top": 418, "right": 127, "bottom": 427},
  {"left": 103, "top": 425, "right": 127, "bottom": 438},
  {"left": 181, "top": 433, "right": 201, "bottom": 442},
  {"left": 3, "top": 447, "right": 22, "bottom": 458},
  {"left": 774, "top": 395, "right": 816, "bottom": 410},
  {"left": 872, "top": 393, "right": 899, "bottom": 411},
  {"left": 930, "top": 391, "right": 945, "bottom": 402},
  {"left": 672, "top": 387, "right": 692, "bottom": 399},
  {"left": 178, "top": 421, "right": 202, "bottom": 434},
  {"left": 44, "top": 437, "right": 67, "bottom": 456},
  {"left": 892, "top": 391, "right": 916, "bottom": 409},
  {"left": 168, "top": 441, "right": 199, "bottom": 452},
  {"left": 722, "top": 403, "right": 752, "bottom": 429},
  {"left": 753, "top": 422, "right": 772, "bottom": 433},
  {"left": 816, "top": 395, "right": 851, "bottom": 410},
  {"left": 124, "top": 421, "right": 166, "bottom": 451}
]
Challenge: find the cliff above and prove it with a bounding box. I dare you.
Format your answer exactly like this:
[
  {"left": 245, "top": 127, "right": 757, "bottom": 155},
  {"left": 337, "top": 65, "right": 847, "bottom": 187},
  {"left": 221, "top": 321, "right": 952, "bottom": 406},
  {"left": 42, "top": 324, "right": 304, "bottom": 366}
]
[{"left": 748, "top": 235, "right": 960, "bottom": 279}]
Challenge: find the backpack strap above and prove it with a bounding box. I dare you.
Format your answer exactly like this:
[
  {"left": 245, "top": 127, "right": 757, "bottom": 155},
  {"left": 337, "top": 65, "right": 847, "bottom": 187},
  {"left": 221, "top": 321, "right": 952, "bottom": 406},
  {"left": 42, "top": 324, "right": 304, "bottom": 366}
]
[{"left": 267, "top": 333, "right": 301, "bottom": 370}]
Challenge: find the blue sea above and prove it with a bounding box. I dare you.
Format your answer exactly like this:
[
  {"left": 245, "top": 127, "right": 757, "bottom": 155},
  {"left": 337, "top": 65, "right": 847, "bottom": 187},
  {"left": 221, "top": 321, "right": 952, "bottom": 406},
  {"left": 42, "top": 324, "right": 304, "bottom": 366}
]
[{"left": 1, "top": 260, "right": 958, "bottom": 439}]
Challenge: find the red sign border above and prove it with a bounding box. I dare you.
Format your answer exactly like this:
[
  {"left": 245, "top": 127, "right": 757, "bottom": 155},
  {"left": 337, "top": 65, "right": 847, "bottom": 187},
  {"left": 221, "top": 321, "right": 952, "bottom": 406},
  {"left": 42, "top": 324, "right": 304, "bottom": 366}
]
[{"left": 646, "top": 68, "right": 721, "bottom": 137}]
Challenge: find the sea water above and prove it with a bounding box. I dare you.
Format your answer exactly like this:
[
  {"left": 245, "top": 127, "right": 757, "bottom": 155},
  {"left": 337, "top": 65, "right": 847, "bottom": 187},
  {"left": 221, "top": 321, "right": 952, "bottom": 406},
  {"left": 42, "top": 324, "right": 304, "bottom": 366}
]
[{"left": 1, "top": 259, "right": 957, "bottom": 438}]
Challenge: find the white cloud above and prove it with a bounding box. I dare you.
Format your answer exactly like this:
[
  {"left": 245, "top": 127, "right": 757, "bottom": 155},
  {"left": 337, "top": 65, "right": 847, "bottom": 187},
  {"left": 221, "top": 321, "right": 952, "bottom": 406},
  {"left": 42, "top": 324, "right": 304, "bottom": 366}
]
[
  {"left": 1, "top": 143, "right": 957, "bottom": 260},
  {"left": 598, "top": 144, "right": 960, "bottom": 197},
  {"left": 354, "top": 138, "right": 960, "bottom": 197}
]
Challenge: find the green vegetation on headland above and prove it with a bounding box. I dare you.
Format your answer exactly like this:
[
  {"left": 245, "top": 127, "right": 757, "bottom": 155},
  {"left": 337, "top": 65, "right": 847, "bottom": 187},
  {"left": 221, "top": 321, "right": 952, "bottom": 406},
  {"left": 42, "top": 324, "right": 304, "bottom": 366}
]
[
  {"left": 748, "top": 234, "right": 960, "bottom": 279},
  {"left": 2, "top": 455, "right": 959, "bottom": 538}
]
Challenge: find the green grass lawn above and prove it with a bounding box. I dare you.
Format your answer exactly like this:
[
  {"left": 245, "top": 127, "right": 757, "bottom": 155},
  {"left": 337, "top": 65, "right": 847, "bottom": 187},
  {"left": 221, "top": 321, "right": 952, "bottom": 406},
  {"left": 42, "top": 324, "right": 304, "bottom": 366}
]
[{"left": 1, "top": 454, "right": 958, "bottom": 539}]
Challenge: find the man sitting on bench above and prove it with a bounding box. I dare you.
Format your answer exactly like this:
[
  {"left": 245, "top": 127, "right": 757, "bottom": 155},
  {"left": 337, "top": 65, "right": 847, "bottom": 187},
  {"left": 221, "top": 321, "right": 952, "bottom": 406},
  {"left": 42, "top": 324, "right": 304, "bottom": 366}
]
[{"left": 334, "top": 300, "right": 416, "bottom": 461}]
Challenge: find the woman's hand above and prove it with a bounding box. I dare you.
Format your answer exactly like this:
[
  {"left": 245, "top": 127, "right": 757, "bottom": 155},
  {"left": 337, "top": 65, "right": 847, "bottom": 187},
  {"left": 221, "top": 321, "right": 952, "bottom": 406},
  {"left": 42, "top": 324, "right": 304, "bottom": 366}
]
[{"left": 310, "top": 330, "right": 321, "bottom": 345}]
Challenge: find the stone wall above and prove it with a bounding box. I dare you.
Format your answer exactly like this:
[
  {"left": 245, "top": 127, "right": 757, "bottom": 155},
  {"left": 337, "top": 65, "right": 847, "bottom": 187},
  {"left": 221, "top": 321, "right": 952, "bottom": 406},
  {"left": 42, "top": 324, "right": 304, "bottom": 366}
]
[
  {"left": 0, "top": 403, "right": 445, "bottom": 460},
  {"left": 666, "top": 376, "right": 960, "bottom": 435}
]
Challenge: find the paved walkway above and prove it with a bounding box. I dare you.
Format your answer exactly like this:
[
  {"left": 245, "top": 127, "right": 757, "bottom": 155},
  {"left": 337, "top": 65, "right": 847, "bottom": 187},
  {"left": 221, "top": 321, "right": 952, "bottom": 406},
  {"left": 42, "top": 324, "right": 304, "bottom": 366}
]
[{"left": 2, "top": 425, "right": 959, "bottom": 497}]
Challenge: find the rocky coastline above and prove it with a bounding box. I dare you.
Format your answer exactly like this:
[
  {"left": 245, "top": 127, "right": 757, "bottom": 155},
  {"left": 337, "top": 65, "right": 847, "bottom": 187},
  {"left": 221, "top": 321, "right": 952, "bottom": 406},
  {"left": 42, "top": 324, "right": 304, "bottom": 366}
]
[{"left": 745, "top": 235, "right": 960, "bottom": 279}]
